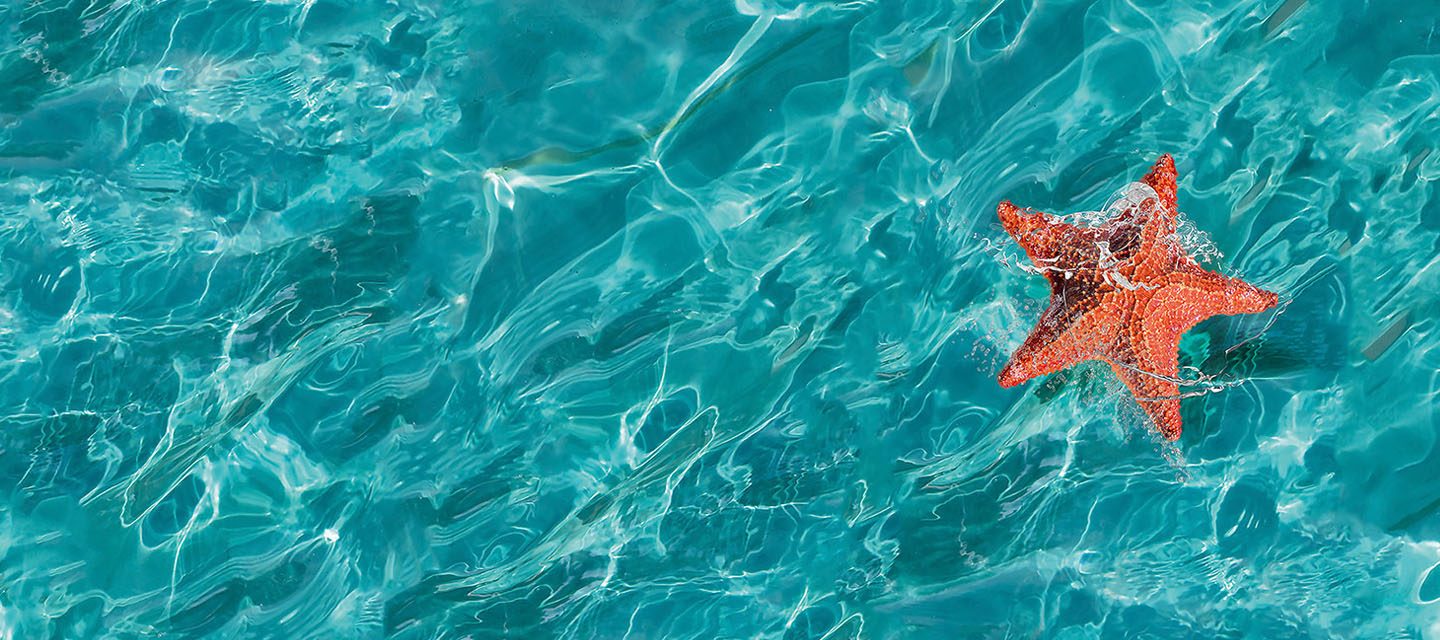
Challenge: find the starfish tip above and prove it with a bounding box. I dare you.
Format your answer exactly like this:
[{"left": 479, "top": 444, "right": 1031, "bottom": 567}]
[
  {"left": 996, "top": 362, "right": 1027, "bottom": 388},
  {"left": 996, "top": 200, "right": 1024, "bottom": 235},
  {"left": 996, "top": 199, "right": 1017, "bottom": 218},
  {"left": 1233, "top": 283, "right": 1280, "bottom": 313}
]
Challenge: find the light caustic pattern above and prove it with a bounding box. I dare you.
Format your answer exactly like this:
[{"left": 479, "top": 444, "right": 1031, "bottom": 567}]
[{"left": 0, "top": 0, "right": 1439, "bottom": 638}]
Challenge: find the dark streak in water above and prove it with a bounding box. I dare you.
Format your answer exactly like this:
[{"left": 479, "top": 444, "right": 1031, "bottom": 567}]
[
  {"left": 1387, "top": 488, "right": 1440, "bottom": 532},
  {"left": 904, "top": 40, "right": 937, "bottom": 86},
  {"left": 1363, "top": 309, "right": 1412, "bottom": 361},
  {"left": 1401, "top": 145, "right": 1431, "bottom": 191},
  {"left": 1264, "top": 0, "right": 1308, "bottom": 37},
  {"left": 1232, "top": 158, "right": 1273, "bottom": 224}
]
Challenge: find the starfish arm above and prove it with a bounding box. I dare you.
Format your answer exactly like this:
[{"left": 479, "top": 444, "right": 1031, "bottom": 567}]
[
  {"left": 998, "top": 301, "right": 1117, "bottom": 387},
  {"left": 1103, "top": 269, "right": 1277, "bottom": 441},
  {"left": 1142, "top": 153, "right": 1178, "bottom": 213},
  {"left": 1204, "top": 270, "right": 1279, "bottom": 316},
  {"left": 1140, "top": 269, "right": 1279, "bottom": 358},
  {"left": 1107, "top": 358, "right": 1183, "bottom": 440},
  {"left": 1138, "top": 154, "right": 1179, "bottom": 248},
  {"left": 997, "top": 200, "right": 1081, "bottom": 264}
]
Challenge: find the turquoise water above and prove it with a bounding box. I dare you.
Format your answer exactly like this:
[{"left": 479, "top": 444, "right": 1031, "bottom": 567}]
[{"left": 1, "top": 0, "right": 1438, "bottom": 637}]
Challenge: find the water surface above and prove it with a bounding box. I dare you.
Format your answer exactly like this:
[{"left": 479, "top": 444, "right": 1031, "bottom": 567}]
[{"left": 1, "top": 0, "right": 1438, "bottom": 638}]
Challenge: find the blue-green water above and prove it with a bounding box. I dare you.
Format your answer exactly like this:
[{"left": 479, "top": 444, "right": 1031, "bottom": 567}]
[{"left": 1, "top": 0, "right": 1438, "bottom": 637}]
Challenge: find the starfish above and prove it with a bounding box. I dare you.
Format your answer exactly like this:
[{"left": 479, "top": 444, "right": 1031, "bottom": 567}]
[{"left": 995, "top": 154, "right": 1277, "bottom": 440}]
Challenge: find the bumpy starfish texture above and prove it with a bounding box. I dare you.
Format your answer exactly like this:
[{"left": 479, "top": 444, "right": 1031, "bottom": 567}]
[{"left": 996, "top": 154, "right": 1277, "bottom": 440}]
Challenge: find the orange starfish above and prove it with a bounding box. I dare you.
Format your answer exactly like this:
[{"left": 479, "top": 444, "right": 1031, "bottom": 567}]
[{"left": 996, "top": 154, "right": 1277, "bottom": 440}]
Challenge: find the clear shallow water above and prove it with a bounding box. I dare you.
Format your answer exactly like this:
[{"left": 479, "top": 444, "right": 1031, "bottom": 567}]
[{"left": 0, "top": 0, "right": 1437, "bottom": 637}]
